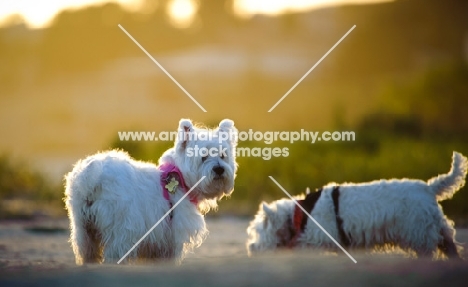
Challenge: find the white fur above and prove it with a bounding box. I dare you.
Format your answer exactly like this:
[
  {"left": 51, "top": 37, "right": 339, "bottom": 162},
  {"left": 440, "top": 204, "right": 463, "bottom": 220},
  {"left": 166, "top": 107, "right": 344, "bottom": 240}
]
[
  {"left": 65, "top": 119, "right": 238, "bottom": 265},
  {"left": 247, "top": 152, "right": 467, "bottom": 259}
]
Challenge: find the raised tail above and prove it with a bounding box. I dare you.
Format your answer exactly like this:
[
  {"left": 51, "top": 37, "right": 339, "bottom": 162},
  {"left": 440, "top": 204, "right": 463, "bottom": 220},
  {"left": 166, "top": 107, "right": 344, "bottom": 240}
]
[
  {"left": 65, "top": 156, "right": 104, "bottom": 202},
  {"left": 427, "top": 152, "right": 468, "bottom": 201}
]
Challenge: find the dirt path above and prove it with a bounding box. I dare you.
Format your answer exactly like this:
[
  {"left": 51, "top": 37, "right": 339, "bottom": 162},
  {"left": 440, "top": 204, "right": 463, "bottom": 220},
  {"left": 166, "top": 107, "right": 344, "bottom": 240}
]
[{"left": 1, "top": 217, "right": 468, "bottom": 286}]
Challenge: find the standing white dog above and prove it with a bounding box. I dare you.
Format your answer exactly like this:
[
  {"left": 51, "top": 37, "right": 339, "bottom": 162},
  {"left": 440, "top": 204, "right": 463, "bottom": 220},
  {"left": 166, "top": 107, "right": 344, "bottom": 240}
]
[
  {"left": 247, "top": 152, "right": 467, "bottom": 259},
  {"left": 65, "top": 119, "right": 238, "bottom": 264}
]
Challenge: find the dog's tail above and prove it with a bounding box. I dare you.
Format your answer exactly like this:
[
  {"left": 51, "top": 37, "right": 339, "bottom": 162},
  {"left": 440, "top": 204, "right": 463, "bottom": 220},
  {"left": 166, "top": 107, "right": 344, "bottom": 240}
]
[
  {"left": 427, "top": 152, "right": 468, "bottom": 201},
  {"left": 65, "top": 157, "right": 104, "bottom": 202}
]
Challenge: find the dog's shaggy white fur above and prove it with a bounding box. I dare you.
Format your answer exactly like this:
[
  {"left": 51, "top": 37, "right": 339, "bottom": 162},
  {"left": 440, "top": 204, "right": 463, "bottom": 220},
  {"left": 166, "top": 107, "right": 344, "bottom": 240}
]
[
  {"left": 247, "top": 152, "right": 467, "bottom": 259},
  {"left": 64, "top": 119, "right": 237, "bottom": 264}
]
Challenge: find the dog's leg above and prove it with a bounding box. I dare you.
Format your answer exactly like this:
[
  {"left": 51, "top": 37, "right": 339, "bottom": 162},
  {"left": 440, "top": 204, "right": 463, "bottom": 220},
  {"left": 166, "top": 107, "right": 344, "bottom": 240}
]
[
  {"left": 67, "top": 194, "right": 103, "bottom": 264},
  {"left": 137, "top": 242, "right": 174, "bottom": 263},
  {"left": 81, "top": 219, "right": 103, "bottom": 263},
  {"left": 438, "top": 228, "right": 461, "bottom": 259},
  {"left": 69, "top": 213, "right": 103, "bottom": 264},
  {"left": 414, "top": 248, "right": 434, "bottom": 259}
]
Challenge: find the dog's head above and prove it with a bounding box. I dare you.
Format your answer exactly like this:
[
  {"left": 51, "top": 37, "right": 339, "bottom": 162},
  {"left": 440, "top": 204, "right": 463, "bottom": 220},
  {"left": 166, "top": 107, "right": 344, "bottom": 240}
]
[
  {"left": 160, "top": 118, "right": 238, "bottom": 208},
  {"left": 246, "top": 199, "right": 296, "bottom": 256}
]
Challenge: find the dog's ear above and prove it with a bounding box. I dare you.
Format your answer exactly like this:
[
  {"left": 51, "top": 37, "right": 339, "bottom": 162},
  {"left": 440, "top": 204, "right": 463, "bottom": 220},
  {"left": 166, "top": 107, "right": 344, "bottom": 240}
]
[
  {"left": 218, "top": 119, "right": 237, "bottom": 146},
  {"left": 177, "top": 119, "right": 193, "bottom": 150},
  {"left": 262, "top": 202, "right": 275, "bottom": 218},
  {"left": 219, "top": 119, "right": 234, "bottom": 131}
]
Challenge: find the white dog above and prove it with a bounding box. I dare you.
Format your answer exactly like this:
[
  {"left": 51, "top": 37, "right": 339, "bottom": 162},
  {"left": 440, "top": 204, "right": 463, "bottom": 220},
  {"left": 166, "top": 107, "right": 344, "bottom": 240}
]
[
  {"left": 65, "top": 119, "right": 238, "bottom": 264},
  {"left": 247, "top": 152, "right": 467, "bottom": 259}
]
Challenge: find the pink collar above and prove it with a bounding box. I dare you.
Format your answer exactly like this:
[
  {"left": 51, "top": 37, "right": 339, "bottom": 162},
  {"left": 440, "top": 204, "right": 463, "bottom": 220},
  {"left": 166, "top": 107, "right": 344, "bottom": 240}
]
[{"left": 159, "top": 163, "right": 198, "bottom": 205}]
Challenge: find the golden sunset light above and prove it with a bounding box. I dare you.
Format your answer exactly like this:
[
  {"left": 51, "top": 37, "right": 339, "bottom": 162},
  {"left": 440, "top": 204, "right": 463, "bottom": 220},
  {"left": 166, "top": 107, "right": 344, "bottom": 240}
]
[
  {"left": 0, "top": 0, "right": 393, "bottom": 29},
  {"left": 166, "top": 0, "right": 198, "bottom": 28},
  {"left": 1, "top": 0, "right": 468, "bottom": 282},
  {"left": 0, "top": 0, "right": 142, "bottom": 28},
  {"left": 233, "top": 0, "right": 393, "bottom": 15}
]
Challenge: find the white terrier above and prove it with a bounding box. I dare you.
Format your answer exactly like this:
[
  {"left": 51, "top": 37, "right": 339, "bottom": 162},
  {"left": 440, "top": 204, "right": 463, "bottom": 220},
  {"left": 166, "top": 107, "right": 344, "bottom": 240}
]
[
  {"left": 65, "top": 119, "right": 238, "bottom": 264},
  {"left": 247, "top": 152, "right": 467, "bottom": 259}
]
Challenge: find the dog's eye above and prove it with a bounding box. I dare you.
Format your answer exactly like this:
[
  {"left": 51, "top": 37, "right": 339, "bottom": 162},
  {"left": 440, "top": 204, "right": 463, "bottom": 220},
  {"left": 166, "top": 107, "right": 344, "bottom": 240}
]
[{"left": 202, "top": 156, "right": 208, "bottom": 162}]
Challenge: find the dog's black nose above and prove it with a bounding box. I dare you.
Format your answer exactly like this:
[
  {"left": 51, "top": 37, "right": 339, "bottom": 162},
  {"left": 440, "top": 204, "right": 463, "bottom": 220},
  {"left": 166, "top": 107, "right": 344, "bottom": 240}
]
[{"left": 213, "top": 166, "right": 224, "bottom": 176}]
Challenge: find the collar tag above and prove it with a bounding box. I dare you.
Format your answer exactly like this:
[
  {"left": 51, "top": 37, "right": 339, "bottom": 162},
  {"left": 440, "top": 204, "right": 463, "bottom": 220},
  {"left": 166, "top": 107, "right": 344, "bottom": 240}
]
[{"left": 165, "top": 177, "right": 179, "bottom": 194}]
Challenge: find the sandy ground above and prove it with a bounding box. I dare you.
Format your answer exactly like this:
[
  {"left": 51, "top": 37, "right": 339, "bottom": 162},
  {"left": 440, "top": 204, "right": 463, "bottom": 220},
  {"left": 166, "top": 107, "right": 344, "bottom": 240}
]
[{"left": 1, "top": 217, "right": 468, "bottom": 286}]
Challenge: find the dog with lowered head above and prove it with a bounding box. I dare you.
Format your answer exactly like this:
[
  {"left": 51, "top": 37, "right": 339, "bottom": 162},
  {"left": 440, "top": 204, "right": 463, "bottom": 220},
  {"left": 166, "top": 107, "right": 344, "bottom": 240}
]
[{"left": 247, "top": 152, "right": 467, "bottom": 260}]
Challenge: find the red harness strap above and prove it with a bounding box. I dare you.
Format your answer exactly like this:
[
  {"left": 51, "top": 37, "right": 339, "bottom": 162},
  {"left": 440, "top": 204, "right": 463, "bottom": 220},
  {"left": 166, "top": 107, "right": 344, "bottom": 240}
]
[
  {"left": 289, "top": 202, "right": 306, "bottom": 247},
  {"left": 288, "top": 188, "right": 323, "bottom": 247}
]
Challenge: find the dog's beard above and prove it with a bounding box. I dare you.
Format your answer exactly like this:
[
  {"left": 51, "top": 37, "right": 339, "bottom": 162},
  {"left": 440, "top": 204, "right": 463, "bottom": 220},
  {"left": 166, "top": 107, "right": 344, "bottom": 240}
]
[
  {"left": 247, "top": 201, "right": 296, "bottom": 255},
  {"left": 275, "top": 215, "right": 296, "bottom": 248},
  {"left": 196, "top": 176, "right": 234, "bottom": 199}
]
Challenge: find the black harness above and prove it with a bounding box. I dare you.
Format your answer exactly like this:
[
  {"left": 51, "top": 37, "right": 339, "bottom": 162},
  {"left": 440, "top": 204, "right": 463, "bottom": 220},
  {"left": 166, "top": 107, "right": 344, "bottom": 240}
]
[
  {"left": 296, "top": 188, "right": 323, "bottom": 232},
  {"left": 287, "top": 186, "right": 351, "bottom": 248},
  {"left": 331, "top": 186, "right": 351, "bottom": 247}
]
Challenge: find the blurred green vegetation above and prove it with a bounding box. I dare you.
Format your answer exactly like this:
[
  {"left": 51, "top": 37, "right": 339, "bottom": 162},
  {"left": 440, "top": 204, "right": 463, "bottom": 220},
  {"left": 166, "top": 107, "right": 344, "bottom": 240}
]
[
  {"left": 0, "top": 155, "right": 63, "bottom": 219},
  {"left": 361, "top": 63, "right": 468, "bottom": 137}
]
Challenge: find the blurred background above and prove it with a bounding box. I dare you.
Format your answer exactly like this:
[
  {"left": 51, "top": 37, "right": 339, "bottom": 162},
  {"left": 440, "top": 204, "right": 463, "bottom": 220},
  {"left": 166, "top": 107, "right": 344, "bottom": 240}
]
[{"left": 0, "top": 0, "right": 467, "bottom": 222}]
